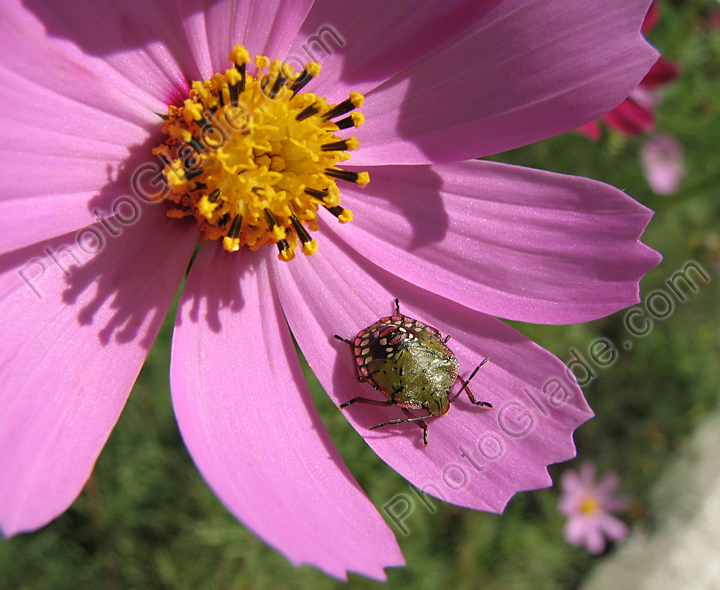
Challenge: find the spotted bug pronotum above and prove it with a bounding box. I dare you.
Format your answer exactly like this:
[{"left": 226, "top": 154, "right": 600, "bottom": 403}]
[{"left": 334, "top": 299, "right": 492, "bottom": 445}]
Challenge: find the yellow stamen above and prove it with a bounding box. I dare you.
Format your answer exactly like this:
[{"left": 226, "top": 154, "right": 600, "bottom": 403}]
[
  {"left": 580, "top": 496, "right": 599, "bottom": 516},
  {"left": 152, "top": 45, "right": 368, "bottom": 260}
]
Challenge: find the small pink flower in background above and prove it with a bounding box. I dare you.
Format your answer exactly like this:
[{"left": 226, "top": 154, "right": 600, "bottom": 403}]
[
  {"left": 559, "top": 462, "right": 630, "bottom": 554},
  {"left": 641, "top": 133, "right": 686, "bottom": 194},
  {"left": 709, "top": 11, "right": 720, "bottom": 31},
  {"left": 577, "top": 0, "right": 681, "bottom": 140},
  {"left": 0, "top": 0, "right": 660, "bottom": 580}
]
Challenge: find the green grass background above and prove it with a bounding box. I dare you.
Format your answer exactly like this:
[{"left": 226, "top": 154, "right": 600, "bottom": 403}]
[{"left": 2, "top": 1, "right": 719, "bottom": 588}]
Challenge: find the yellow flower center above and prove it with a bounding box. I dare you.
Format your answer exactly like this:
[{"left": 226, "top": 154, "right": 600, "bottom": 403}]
[
  {"left": 152, "top": 45, "right": 368, "bottom": 261},
  {"left": 580, "top": 496, "right": 599, "bottom": 516}
]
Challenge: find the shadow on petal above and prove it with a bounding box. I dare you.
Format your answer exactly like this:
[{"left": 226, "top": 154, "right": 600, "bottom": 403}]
[
  {"left": 173, "top": 241, "right": 252, "bottom": 334},
  {"left": 342, "top": 164, "right": 449, "bottom": 251},
  {"left": 0, "top": 138, "right": 198, "bottom": 351},
  {"left": 20, "top": 0, "right": 199, "bottom": 102}
]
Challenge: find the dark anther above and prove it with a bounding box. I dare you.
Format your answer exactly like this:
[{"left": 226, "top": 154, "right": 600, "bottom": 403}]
[
  {"left": 269, "top": 71, "right": 287, "bottom": 99},
  {"left": 208, "top": 188, "right": 221, "bottom": 203},
  {"left": 321, "top": 98, "right": 356, "bottom": 121},
  {"left": 188, "top": 137, "right": 205, "bottom": 154},
  {"left": 321, "top": 140, "right": 349, "bottom": 152},
  {"left": 335, "top": 116, "right": 355, "bottom": 130},
  {"left": 197, "top": 114, "right": 210, "bottom": 129},
  {"left": 228, "top": 214, "right": 243, "bottom": 239},
  {"left": 324, "top": 205, "right": 346, "bottom": 218},
  {"left": 184, "top": 166, "right": 204, "bottom": 180},
  {"left": 304, "top": 187, "right": 329, "bottom": 200},
  {"left": 290, "top": 214, "right": 312, "bottom": 244},
  {"left": 264, "top": 208, "right": 278, "bottom": 230},
  {"left": 296, "top": 104, "right": 319, "bottom": 121},
  {"left": 325, "top": 168, "right": 360, "bottom": 183},
  {"left": 276, "top": 239, "right": 290, "bottom": 254},
  {"left": 289, "top": 68, "right": 313, "bottom": 95},
  {"left": 235, "top": 62, "right": 246, "bottom": 93},
  {"left": 229, "top": 82, "right": 240, "bottom": 107}
]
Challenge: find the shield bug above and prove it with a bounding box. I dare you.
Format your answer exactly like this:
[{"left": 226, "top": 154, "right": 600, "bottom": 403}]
[{"left": 334, "top": 299, "right": 492, "bottom": 445}]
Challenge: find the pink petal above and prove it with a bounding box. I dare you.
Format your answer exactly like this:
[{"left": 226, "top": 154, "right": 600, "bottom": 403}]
[
  {"left": 630, "top": 87, "right": 659, "bottom": 110},
  {"left": 585, "top": 522, "right": 608, "bottom": 554},
  {"left": 239, "top": 0, "right": 317, "bottom": 65},
  {"left": 597, "top": 513, "right": 629, "bottom": 543},
  {"left": 173, "top": 0, "right": 215, "bottom": 80},
  {"left": 273, "top": 228, "right": 592, "bottom": 513},
  {"left": 578, "top": 461, "right": 598, "bottom": 487},
  {"left": 602, "top": 97, "right": 655, "bottom": 136},
  {"left": 0, "top": 4, "right": 181, "bottom": 253},
  {"left": 577, "top": 121, "right": 603, "bottom": 141},
  {"left": 641, "top": 0, "right": 659, "bottom": 34},
  {"left": 333, "top": 160, "right": 660, "bottom": 324},
  {"left": 170, "top": 242, "right": 403, "bottom": 580},
  {"left": 177, "top": 0, "right": 315, "bottom": 80},
  {"left": 595, "top": 471, "right": 621, "bottom": 498},
  {"left": 0, "top": 146, "right": 168, "bottom": 255},
  {"left": 353, "top": 0, "right": 658, "bottom": 165},
  {"left": 288, "top": 0, "right": 503, "bottom": 104},
  {"left": 709, "top": 11, "right": 720, "bottom": 31},
  {"left": 640, "top": 56, "right": 681, "bottom": 88},
  {"left": 0, "top": 61, "right": 155, "bottom": 145},
  {"left": 603, "top": 494, "right": 631, "bottom": 514},
  {"left": 595, "top": 471, "right": 630, "bottom": 512},
  {"left": 564, "top": 516, "right": 590, "bottom": 546},
  {"left": 0, "top": 205, "right": 197, "bottom": 536},
  {"left": 558, "top": 497, "right": 581, "bottom": 516},
  {"left": 2, "top": 0, "right": 195, "bottom": 108},
  {"left": 559, "top": 470, "right": 585, "bottom": 505}
]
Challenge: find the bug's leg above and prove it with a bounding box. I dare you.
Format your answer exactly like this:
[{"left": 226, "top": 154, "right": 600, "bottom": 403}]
[
  {"left": 443, "top": 335, "right": 451, "bottom": 343},
  {"left": 450, "top": 357, "right": 486, "bottom": 402},
  {"left": 401, "top": 407, "right": 429, "bottom": 445},
  {"left": 339, "top": 397, "right": 394, "bottom": 409},
  {"left": 394, "top": 298, "right": 400, "bottom": 315},
  {"left": 369, "top": 409, "right": 432, "bottom": 446},
  {"left": 451, "top": 356, "right": 493, "bottom": 407},
  {"left": 459, "top": 381, "right": 493, "bottom": 408},
  {"left": 334, "top": 334, "right": 353, "bottom": 346}
]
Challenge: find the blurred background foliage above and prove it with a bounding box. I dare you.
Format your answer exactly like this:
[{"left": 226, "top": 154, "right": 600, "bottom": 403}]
[{"left": 2, "top": 0, "right": 719, "bottom": 588}]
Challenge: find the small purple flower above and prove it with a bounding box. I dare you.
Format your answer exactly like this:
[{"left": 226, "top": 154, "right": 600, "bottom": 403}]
[
  {"left": 559, "top": 462, "right": 630, "bottom": 554},
  {"left": 641, "top": 133, "right": 686, "bottom": 195}
]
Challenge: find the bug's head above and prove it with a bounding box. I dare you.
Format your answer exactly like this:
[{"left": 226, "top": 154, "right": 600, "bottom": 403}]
[{"left": 427, "top": 390, "right": 450, "bottom": 416}]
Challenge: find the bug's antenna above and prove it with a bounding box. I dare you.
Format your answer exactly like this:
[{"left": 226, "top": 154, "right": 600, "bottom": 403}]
[
  {"left": 451, "top": 356, "right": 492, "bottom": 407},
  {"left": 394, "top": 298, "right": 400, "bottom": 315}
]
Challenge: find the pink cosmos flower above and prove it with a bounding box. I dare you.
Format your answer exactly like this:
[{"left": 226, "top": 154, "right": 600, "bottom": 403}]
[
  {"left": 559, "top": 462, "right": 630, "bottom": 554},
  {"left": 0, "top": 0, "right": 660, "bottom": 580},
  {"left": 578, "top": 0, "right": 681, "bottom": 140},
  {"left": 641, "top": 133, "right": 685, "bottom": 195}
]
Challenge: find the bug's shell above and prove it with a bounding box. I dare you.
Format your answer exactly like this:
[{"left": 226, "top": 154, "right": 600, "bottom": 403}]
[{"left": 350, "top": 313, "right": 459, "bottom": 416}]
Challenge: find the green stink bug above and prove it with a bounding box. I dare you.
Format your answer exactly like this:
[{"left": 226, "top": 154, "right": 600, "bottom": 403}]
[{"left": 334, "top": 299, "right": 492, "bottom": 445}]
